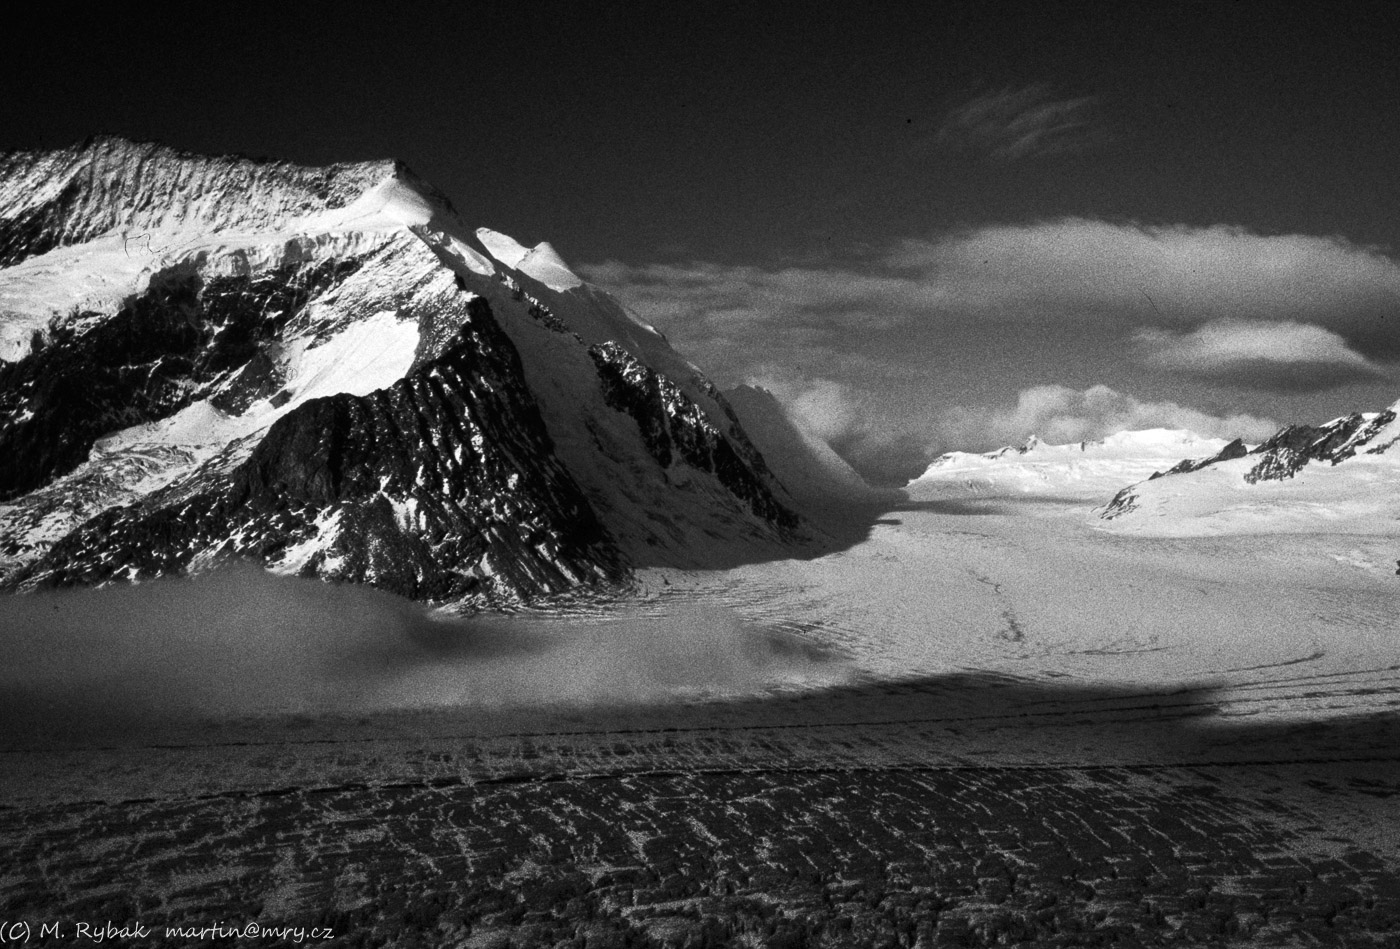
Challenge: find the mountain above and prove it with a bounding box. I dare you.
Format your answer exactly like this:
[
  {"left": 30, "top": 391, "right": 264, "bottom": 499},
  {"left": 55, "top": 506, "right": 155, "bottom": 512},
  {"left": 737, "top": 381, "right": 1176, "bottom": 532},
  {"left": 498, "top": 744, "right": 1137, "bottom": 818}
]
[
  {"left": 907, "top": 429, "right": 1232, "bottom": 502},
  {"left": 1099, "top": 403, "right": 1400, "bottom": 535},
  {"left": 722, "top": 385, "right": 897, "bottom": 508},
  {"left": 0, "top": 136, "right": 808, "bottom": 606}
]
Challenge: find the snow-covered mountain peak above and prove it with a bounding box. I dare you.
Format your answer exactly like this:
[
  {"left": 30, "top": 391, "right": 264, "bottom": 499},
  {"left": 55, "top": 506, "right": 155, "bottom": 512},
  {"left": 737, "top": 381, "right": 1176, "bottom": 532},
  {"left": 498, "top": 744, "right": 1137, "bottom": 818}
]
[
  {"left": 0, "top": 137, "right": 485, "bottom": 364},
  {"left": 474, "top": 228, "right": 583, "bottom": 291},
  {"left": 475, "top": 227, "right": 531, "bottom": 268},
  {"left": 0, "top": 136, "right": 417, "bottom": 261},
  {"left": 0, "top": 138, "right": 809, "bottom": 606}
]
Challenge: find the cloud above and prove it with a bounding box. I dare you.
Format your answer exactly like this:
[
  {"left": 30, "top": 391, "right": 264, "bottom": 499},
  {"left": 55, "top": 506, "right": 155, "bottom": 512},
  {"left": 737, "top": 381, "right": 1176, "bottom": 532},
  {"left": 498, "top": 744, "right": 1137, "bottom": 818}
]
[
  {"left": 882, "top": 221, "right": 1400, "bottom": 345},
  {"left": 743, "top": 366, "right": 869, "bottom": 445},
  {"left": 0, "top": 564, "right": 841, "bottom": 742},
  {"left": 934, "top": 385, "right": 1279, "bottom": 453},
  {"left": 581, "top": 259, "right": 922, "bottom": 332},
  {"left": 935, "top": 84, "right": 1104, "bottom": 161},
  {"left": 582, "top": 218, "right": 1400, "bottom": 368},
  {"left": 1134, "top": 319, "right": 1390, "bottom": 391}
]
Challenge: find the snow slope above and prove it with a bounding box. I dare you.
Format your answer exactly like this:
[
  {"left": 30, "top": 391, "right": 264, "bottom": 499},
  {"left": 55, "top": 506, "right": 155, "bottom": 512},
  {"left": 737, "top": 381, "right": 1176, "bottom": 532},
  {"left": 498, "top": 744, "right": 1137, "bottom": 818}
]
[
  {"left": 722, "top": 385, "right": 896, "bottom": 507},
  {"left": 909, "top": 429, "right": 1231, "bottom": 503}
]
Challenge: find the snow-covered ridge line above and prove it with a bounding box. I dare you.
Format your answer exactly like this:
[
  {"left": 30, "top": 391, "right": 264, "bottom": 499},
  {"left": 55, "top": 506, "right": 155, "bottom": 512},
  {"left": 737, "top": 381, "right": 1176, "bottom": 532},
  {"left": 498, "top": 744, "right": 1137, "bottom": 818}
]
[
  {"left": 909, "top": 428, "right": 1232, "bottom": 502},
  {"left": 920, "top": 428, "right": 1233, "bottom": 470},
  {"left": 0, "top": 137, "right": 477, "bottom": 364},
  {"left": 0, "top": 136, "right": 422, "bottom": 267},
  {"left": 475, "top": 227, "right": 582, "bottom": 291},
  {"left": 1098, "top": 400, "right": 1400, "bottom": 535}
]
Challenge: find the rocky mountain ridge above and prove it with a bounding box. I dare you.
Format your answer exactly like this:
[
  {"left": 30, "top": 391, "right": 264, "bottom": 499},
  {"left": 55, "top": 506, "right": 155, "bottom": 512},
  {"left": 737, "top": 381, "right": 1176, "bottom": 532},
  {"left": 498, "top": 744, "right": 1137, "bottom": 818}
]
[
  {"left": 1101, "top": 405, "right": 1400, "bottom": 520},
  {"left": 0, "top": 137, "right": 813, "bottom": 606}
]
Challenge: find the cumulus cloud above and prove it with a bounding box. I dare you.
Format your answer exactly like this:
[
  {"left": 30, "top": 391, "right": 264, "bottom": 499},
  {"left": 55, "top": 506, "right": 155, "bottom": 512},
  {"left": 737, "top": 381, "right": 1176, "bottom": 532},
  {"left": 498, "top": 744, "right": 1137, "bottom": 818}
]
[
  {"left": 935, "top": 84, "right": 1105, "bottom": 161},
  {"left": 935, "top": 385, "right": 1279, "bottom": 453},
  {"left": 1134, "top": 319, "right": 1389, "bottom": 391}
]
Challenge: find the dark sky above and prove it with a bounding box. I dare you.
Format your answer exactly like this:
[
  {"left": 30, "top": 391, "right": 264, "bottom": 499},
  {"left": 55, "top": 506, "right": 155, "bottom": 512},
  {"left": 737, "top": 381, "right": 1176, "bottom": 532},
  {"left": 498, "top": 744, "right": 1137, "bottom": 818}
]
[
  {"left": 6, "top": 3, "right": 1400, "bottom": 480},
  {"left": 8, "top": 3, "right": 1398, "bottom": 260}
]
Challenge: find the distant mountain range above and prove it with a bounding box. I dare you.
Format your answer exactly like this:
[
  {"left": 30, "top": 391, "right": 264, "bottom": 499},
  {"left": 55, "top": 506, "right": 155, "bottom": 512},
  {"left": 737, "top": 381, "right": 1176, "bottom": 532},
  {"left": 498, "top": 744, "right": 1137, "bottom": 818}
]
[
  {"left": 908, "top": 406, "right": 1400, "bottom": 538},
  {"left": 907, "top": 429, "right": 1232, "bottom": 501},
  {"left": 1099, "top": 403, "right": 1400, "bottom": 536},
  {"left": 0, "top": 137, "right": 867, "bottom": 606}
]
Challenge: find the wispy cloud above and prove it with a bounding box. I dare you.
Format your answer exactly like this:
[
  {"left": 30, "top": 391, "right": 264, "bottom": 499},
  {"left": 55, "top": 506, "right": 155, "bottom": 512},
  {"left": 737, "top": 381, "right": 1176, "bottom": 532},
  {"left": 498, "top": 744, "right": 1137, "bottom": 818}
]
[
  {"left": 1134, "top": 320, "right": 1390, "bottom": 391},
  {"left": 935, "top": 84, "right": 1104, "bottom": 161},
  {"left": 935, "top": 385, "right": 1279, "bottom": 452}
]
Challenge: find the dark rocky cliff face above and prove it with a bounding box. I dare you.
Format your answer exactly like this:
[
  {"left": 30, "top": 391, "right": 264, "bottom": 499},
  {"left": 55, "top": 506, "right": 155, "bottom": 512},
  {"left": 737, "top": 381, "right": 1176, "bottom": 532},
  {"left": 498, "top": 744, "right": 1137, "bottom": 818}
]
[
  {"left": 588, "top": 342, "right": 796, "bottom": 530},
  {"left": 20, "top": 298, "right": 622, "bottom": 603},
  {"left": 0, "top": 259, "right": 358, "bottom": 501},
  {"left": 1242, "top": 410, "right": 1397, "bottom": 484}
]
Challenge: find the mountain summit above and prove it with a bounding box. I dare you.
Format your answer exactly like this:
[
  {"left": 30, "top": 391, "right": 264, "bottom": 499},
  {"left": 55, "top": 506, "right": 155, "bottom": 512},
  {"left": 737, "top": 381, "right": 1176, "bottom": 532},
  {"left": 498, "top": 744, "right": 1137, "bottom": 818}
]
[{"left": 0, "top": 137, "right": 808, "bottom": 606}]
